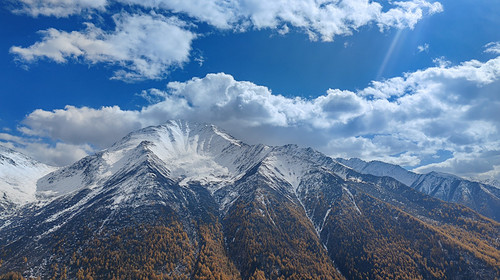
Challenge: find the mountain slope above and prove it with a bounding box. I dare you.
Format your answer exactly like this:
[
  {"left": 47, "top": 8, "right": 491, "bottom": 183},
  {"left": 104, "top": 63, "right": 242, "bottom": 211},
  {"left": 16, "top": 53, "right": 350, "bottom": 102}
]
[
  {"left": 0, "top": 145, "right": 55, "bottom": 211},
  {"left": 0, "top": 121, "right": 499, "bottom": 279},
  {"left": 336, "top": 158, "right": 419, "bottom": 186},
  {"left": 337, "top": 158, "right": 500, "bottom": 222}
]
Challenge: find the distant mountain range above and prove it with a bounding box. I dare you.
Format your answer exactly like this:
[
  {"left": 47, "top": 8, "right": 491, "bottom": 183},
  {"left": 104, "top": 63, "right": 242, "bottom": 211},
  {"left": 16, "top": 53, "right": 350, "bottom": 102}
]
[
  {"left": 336, "top": 158, "right": 500, "bottom": 222},
  {"left": 1, "top": 120, "right": 499, "bottom": 279}
]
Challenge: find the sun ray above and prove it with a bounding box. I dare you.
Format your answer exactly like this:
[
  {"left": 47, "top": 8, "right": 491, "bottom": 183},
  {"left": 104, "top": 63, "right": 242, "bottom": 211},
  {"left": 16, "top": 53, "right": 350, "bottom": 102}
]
[{"left": 376, "top": 29, "right": 404, "bottom": 80}]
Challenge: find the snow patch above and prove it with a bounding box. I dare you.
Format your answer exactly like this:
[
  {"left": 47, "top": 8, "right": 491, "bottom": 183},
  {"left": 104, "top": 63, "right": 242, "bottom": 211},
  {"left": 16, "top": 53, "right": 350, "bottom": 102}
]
[
  {"left": 0, "top": 145, "right": 56, "bottom": 205},
  {"left": 343, "top": 187, "right": 361, "bottom": 215}
]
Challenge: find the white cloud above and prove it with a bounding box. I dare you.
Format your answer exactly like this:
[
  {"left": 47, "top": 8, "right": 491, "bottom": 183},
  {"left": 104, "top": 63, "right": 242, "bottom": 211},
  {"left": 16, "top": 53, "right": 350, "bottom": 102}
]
[
  {"left": 138, "top": 89, "right": 169, "bottom": 104},
  {"left": 20, "top": 105, "right": 144, "bottom": 148},
  {"left": 417, "top": 43, "right": 429, "bottom": 53},
  {"left": 12, "top": 0, "right": 107, "bottom": 17},
  {"left": 0, "top": 134, "right": 93, "bottom": 166},
  {"left": 377, "top": 0, "right": 442, "bottom": 30},
  {"left": 414, "top": 149, "right": 500, "bottom": 179},
  {"left": 22, "top": 142, "right": 93, "bottom": 166},
  {"left": 15, "top": 52, "right": 500, "bottom": 180},
  {"left": 9, "top": 0, "right": 443, "bottom": 80},
  {"left": 485, "top": 42, "right": 500, "bottom": 55},
  {"left": 117, "top": 0, "right": 241, "bottom": 29},
  {"left": 121, "top": 0, "right": 443, "bottom": 42},
  {"left": 0, "top": 133, "right": 25, "bottom": 143},
  {"left": 13, "top": 0, "right": 443, "bottom": 42},
  {"left": 10, "top": 13, "right": 196, "bottom": 81}
]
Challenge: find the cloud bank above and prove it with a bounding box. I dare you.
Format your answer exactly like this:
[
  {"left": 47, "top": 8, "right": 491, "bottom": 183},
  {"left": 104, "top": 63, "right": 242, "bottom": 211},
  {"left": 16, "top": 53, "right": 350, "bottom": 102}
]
[
  {"left": 10, "top": 0, "right": 442, "bottom": 80},
  {"left": 6, "top": 46, "right": 500, "bottom": 180}
]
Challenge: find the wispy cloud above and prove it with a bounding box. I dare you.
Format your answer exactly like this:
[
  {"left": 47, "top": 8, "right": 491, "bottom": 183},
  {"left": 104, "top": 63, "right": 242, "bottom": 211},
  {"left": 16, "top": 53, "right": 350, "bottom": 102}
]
[
  {"left": 484, "top": 42, "right": 500, "bottom": 54},
  {"left": 12, "top": 0, "right": 107, "bottom": 17},
  {"left": 7, "top": 52, "right": 500, "bottom": 179},
  {"left": 417, "top": 43, "right": 429, "bottom": 53}
]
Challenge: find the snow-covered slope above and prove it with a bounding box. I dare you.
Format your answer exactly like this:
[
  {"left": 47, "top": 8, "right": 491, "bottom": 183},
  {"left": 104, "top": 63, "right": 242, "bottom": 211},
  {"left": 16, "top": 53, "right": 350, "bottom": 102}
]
[
  {"left": 1, "top": 121, "right": 499, "bottom": 280},
  {"left": 411, "top": 172, "right": 500, "bottom": 219},
  {"left": 0, "top": 145, "right": 55, "bottom": 208},
  {"left": 411, "top": 171, "right": 465, "bottom": 200},
  {"left": 37, "top": 120, "right": 271, "bottom": 201},
  {"left": 4, "top": 122, "right": 499, "bottom": 223},
  {"left": 337, "top": 158, "right": 500, "bottom": 221},
  {"left": 1, "top": 122, "right": 411, "bottom": 215},
  {"left": 336, "top": 158, "right": 420, "bottom": 186},
  {"left": 3, "top": 121, "right": 357, "bottom": 238},
  {"left": 1, "top": 121, "right": 338, "bottom": 251},
  {"left": 34, "top": 120, "right": 354, "bottom": 216},
  {"left": 474, "top": 178, "right": 500, "bottom": 189}
]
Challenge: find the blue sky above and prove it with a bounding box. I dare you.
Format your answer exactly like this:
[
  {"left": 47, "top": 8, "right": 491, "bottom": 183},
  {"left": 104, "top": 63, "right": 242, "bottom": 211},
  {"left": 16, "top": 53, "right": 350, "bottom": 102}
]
[{"left": 1, "top": 0, "right": 500, "bottom": 180}]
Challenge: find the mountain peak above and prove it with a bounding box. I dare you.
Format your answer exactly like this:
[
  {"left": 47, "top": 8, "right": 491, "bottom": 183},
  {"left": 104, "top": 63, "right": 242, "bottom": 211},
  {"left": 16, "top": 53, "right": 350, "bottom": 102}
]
[
  {"left": 36, "top": 121, "right": 265, "bottom": 199},
  {"left": 113, "top": 120, "right": 241, "bottom": 151}
]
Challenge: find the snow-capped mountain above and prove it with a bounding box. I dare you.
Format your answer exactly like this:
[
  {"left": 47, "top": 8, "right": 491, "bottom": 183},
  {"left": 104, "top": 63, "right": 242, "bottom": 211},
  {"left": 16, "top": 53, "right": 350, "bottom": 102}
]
[
  {"left": 338, "top": 158, "right": 500, "bottom": 222},
  {"left": 0, "top": 145, "right": 55, "bottom": 210},
  {"left": 29, "top": 121, "right": 351, "bottom": 213},
  {"left": 0, "top": 121, "right": 499, "bottom": 280},
  {"left": 336, "top": 158, "right": 420, "bottom": 186},
  {"left": 473, "top": 178, "right": 500, "bottom": 189},
  {"left": 36, "top": 121, "right": 270, "bottom": 207}
]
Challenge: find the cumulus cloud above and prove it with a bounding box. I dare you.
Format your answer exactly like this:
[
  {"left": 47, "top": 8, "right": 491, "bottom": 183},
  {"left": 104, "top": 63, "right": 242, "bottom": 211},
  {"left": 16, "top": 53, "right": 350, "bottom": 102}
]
[
  {"left": 10, "top": 13, "right": 196, "bottom": 81},
  {"left": 9, "top": 0, "right": 443, "bottom": 80},
  {"left": 235, "top": 0, "right": 442, "bottom": 41},
  {"left": 117, "top": 0, "right": 240, "bottom": 29},
  {"left": 414, "top": 150, "right": 500, "bottom": 180},
  {"left": 14, "top": 51, "right": 500, "bottom": 179},
  {"left": 23, "top": 142, "right": 93, "bottom": 166},
  {"left": 12, "top": 0, "right": 442, "bottom": 42},
  {"left": 0, "top": 133, "right": 94, "bottom": 166},
  {"left": 20, "top": 105, "right": 144, "bottom": 148},
  {"left": 116, "top": 0, "right": 443, "bottom": 41}
]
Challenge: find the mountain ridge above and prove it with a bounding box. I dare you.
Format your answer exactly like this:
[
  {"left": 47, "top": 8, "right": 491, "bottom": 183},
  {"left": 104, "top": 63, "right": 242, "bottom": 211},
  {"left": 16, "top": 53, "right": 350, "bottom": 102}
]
[
  {"left": 0, "top": 120, "right": 499, "bottom": 279},
  {"left": 337, "top": 157, "right": 500, "bottom": 222}
]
